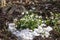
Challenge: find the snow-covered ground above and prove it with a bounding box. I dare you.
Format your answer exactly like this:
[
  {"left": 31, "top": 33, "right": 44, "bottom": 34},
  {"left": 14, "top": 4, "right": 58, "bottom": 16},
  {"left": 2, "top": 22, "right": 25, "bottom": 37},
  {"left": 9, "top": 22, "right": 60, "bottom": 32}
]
[{"left": 8, "top": 23, "right": 53, "bottom": 40}]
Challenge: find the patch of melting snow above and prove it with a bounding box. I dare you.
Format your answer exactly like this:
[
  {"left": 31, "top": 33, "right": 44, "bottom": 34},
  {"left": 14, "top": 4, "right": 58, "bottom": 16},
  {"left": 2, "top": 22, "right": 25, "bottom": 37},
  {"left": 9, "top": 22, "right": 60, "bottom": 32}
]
[{"left": 8, "top": 23, "right": 53, "bottom": 40}]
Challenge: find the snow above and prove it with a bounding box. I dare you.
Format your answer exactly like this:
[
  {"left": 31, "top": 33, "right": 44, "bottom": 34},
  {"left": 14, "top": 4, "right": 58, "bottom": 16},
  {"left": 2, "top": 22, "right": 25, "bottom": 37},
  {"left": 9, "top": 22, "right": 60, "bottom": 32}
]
[{"left": 8, "top": 23, "right": 53, "bottom": 40}]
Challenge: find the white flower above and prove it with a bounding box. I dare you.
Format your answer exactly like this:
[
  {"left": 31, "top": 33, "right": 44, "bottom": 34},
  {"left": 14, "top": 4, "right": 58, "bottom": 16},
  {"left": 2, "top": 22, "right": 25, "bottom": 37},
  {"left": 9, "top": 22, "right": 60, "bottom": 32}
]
[
  {"left": 32, "top": 7, "right": 35, "bottom": 10},
  {"left": 39, "top": 20, "right": 41, "bottom": 21},
  {"left": 50, "top": 12, "right": 52, "bottom": 13},
  {"left": 6, "top": 22, "right": 9, "bottom": 25},
  {"left": 20, "top": 18, "right": 25, "bottom": 20},
  {"left": 50, "top": 12, "right": 53, "bottom": 15},
  {"left": 29, "top": 9, "right": 32, "bottom": 11},
  {"left": 13, "top": 18, "right": 17, "bottom": 23},
  {"left": 41, "top": 24, "right": 46, "bottom": 27},
  {"left": 32, "top": 19, "right": 34, "bottom": 21},
  {"left": 50, "top": 16, "right": 54, "bottom": 19},
  {"left": 39, "top": 16, "right": 42, "bottom": 18},
  {"left": 35, "top": 15, "right": 38, "bottom": 18},
  {"left": 22, "top": 12, "right": 24, "bottom": 15},
  {"left": 30, "top": 14, "right": 34, "bottom": 17},
  {"left": 40, "top": 11, "right": 42, "bottom": 14},
  {"left": 26, "top": 11, "right": 28, "bottom": 14},
  {"left": 42, "top": 21, "right": 46, "bottom": 23}
]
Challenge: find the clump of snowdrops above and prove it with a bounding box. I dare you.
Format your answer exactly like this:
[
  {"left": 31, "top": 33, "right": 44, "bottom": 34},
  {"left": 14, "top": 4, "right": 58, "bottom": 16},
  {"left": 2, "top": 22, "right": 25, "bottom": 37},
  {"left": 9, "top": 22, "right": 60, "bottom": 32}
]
[{"left": 16, "top": 11, "right": 42, "bottom": 30}]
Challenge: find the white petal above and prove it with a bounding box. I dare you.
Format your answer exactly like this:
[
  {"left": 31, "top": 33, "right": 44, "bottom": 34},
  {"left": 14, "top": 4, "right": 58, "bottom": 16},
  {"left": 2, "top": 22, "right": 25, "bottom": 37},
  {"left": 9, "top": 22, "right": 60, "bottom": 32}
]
[
  {"left": 13, "top": 18, "right": 17, "bottom": 22},
  {"left": 35, "top": 15, "right": 38, "bottom": 18},
  {"left": 22, "top": 12, "right": 24, "bottom": 15},
  {"left": 39, "top": 16, "right": 42, "bottom": 18},
  {"left": 30, "top": 14, "right": 34, "bottom": 17},
  {"left": 41, "top": 24, "right": 46, "bottom": 27},
  {"left": 26, "top": 11, "right": 28, "bottom": 14}
]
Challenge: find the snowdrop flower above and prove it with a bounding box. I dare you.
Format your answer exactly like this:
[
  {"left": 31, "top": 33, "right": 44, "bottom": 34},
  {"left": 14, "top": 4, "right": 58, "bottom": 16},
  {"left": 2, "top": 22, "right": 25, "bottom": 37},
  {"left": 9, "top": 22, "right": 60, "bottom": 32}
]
[
  {"left": 6, "top": 22, "right": 9, "bottom": 25},
  {"left": 13, "top": 18, "right": 17, "bottom": 23},
  {"left": 30, "top": 14, "right": 34, "bottom": 17},
  {"left": 32, "top": 2, "right": 34, "bottom": 5},
  {"left": 32, "top": 7, "right": 35, "bottom": 10},
  {"left": 20, "top": 18, "right": 25, "bottom": 20},
  {"left": 50, "top": 12, "right": 53, "bottom": 15},
  {"left": 41, "top": 23, "right": 46, "bottom": 27},
  {"left": 32, "top": 19, "right": 34, "bottom": 21},
  {"left": 42, "top": 20, "right": 46, "bottom": 23},
  {"left": 39, "top": 16, "right": 42, "bottom": 18},
  {"left": 50, "top": 16, "right": 54, "bottom": 19},
  {"left": 46, "top": 17, "right": 48, "bottom": 19},
  {"left": 26, "top": 11, "right": 28, "bottom": 14},
  {"left": 35, "top": 15, "right": 38, "bottom": 18},
  {"left": 22, "top": 12, "right": 24, "bottom": 15},
  {"left": 40, "top": 11, "right": 42, "bottom": 14},
  {"left": 29, "top": 9, "right": 32, "bottom": 12},
  {"left": 39, "top": 20, "right": 41, "bottom": 21},
  {"left": 50, "top": 12, "right": 53, "bottom": 14}
]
